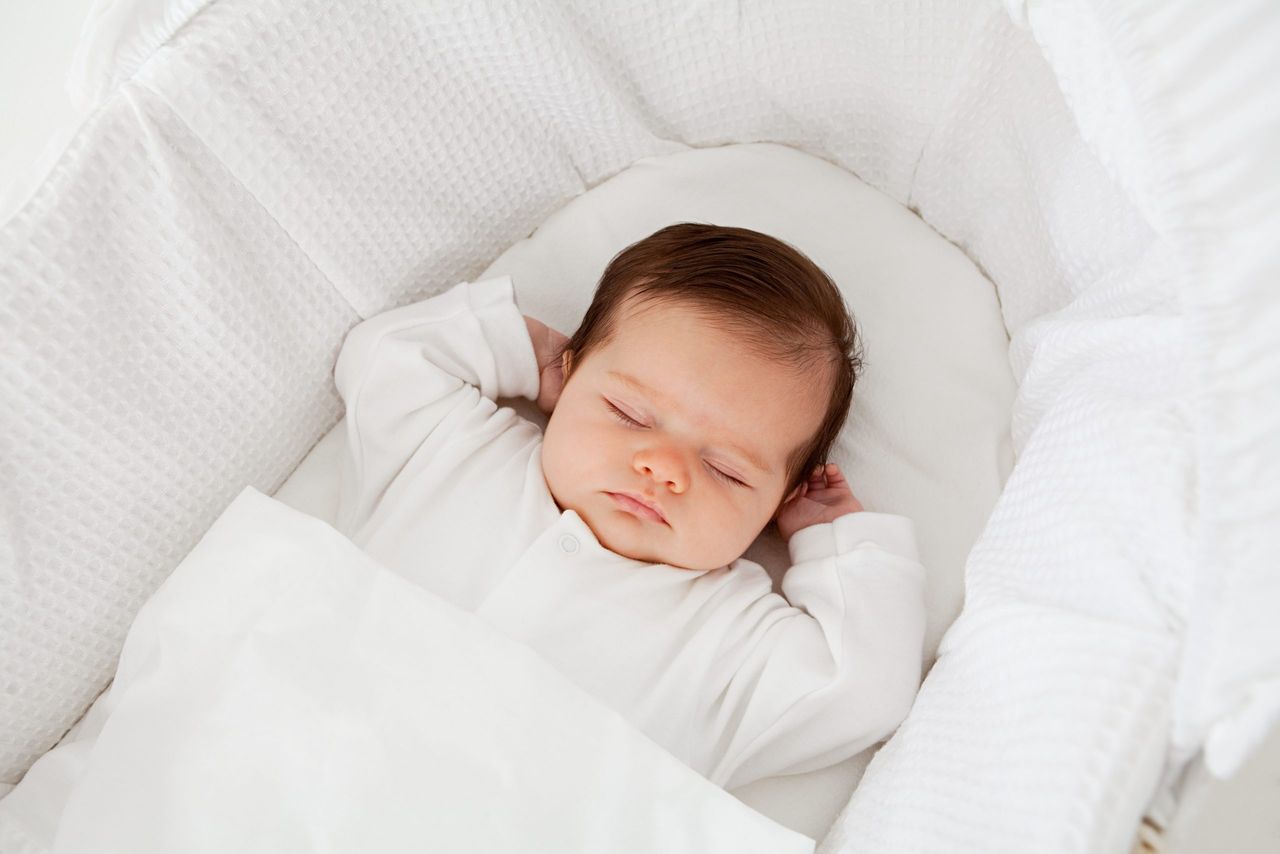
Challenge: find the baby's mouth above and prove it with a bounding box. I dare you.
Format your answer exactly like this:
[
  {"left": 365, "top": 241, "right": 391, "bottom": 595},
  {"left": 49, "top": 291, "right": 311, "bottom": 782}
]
[{"left": 606, "top": 492, "right": 669, "bottom": 525}]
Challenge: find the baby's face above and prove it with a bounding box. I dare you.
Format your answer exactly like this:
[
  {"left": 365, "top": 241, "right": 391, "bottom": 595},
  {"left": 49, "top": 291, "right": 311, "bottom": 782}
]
[{"left": 541, "top": 296, "right": 827, "bottom": 570}]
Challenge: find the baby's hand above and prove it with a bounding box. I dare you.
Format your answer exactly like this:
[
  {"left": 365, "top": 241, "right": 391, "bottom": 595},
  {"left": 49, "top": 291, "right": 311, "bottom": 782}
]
[
  {"left": 524, "top": 315, "right": 570, "bottom": 415},
  {"left": 774, "top": 463, "right": 864, "bottom": 543}
]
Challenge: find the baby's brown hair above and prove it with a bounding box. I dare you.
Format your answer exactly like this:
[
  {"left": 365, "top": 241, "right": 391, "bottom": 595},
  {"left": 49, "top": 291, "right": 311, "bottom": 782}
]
[{"left": 559, "top": 222, "right": 863, "bottom": 500}]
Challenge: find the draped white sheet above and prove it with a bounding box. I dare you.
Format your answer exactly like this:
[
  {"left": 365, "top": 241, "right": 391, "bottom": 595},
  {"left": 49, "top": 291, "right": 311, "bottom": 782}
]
[{"left": 0, "top": 488, "right": 813, "bottom": 854}]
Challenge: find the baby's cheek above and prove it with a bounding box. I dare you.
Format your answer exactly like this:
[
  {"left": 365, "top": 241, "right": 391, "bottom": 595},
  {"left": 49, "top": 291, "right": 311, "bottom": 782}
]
[
  {"left": 701, "top": 501, "right": 746, "bottom": 551},
  {"left": 543, "top": 412, "right": 599, "bottom": 490},
  {"left": 728, "top": 497, "right": 774, "bottom": 554},
  {"left": 539, "top": 417, "right": 573, "bottom": 495}
]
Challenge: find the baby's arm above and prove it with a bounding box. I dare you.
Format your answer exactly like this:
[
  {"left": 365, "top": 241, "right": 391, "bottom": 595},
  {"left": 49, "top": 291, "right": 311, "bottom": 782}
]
[
  {"left": 711, "top": 474, "right": 926, "bottom": 790},
  {"left": 333, "top": 276, "right": 539, "bottom": 530}
]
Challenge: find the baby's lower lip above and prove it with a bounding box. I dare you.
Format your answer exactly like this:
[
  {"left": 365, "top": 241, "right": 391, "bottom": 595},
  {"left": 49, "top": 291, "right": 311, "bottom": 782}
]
[{"left": 607, "top": 492, "right": 666, "bottom": 524}]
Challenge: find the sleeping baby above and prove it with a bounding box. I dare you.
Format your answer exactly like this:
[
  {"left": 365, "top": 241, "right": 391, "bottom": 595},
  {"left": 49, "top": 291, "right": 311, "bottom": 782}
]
[{"left": 333, "top": 222, "right": 926, "bottom": 790}]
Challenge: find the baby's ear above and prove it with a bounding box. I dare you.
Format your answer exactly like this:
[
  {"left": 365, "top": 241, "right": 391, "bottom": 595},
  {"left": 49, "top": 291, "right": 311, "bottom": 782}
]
[{"left": 561, "top": 348, "right": 574, "bottom": 377}]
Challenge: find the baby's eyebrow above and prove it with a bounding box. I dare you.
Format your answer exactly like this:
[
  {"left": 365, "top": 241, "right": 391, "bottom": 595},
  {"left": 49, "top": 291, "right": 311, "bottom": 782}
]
[{"left": 607, "top": 370, "right": 773, "bottom": 476}]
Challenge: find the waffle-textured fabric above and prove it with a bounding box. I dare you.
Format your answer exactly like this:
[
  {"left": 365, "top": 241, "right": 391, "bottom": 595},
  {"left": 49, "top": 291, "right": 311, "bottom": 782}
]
[{"left": 1, "top": 1, "right": 1277, "bottom": 852}]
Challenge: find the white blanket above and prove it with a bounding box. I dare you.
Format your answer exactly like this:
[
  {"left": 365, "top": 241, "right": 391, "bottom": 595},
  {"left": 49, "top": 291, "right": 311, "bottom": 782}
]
[{"left": 0, "top": 487, "right": 812, "bottom": 854}]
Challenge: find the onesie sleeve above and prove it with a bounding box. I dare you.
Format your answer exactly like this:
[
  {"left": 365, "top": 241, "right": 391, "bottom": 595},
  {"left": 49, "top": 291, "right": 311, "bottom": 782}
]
[
  {"left": 332, "top": 276, "right": 541, "bottom": 530},
  {"left": 709, "top": 512, "right": 927, "bottom": 790}
]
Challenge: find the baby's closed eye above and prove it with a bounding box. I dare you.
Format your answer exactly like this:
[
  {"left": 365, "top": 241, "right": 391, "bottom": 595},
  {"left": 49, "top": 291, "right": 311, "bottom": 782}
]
[{"left": 605, "top": 399, "right": 748, "bottom": 487}]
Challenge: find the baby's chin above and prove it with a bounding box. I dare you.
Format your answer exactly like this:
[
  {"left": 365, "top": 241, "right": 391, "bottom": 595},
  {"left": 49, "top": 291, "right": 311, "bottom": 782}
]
[
  {"left": 586, "top": 510, "right": 669, "bottom": 564},
  {"left": 548, "top": 486, "right": 740, "bottom": 570},
  {"left": 589, "top": 511, "right": 733, "bottom": 572}
]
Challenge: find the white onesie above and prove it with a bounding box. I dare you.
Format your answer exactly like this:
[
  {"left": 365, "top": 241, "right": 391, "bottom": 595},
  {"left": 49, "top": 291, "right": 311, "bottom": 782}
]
[{"left": 333, "top": 274, "right": 927, "bottom": 790}]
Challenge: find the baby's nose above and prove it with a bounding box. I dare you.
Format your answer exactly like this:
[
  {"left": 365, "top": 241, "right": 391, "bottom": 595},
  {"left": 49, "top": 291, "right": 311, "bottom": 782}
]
[{"left": 634, "top": 448, "right": 688, "bottom": 494}]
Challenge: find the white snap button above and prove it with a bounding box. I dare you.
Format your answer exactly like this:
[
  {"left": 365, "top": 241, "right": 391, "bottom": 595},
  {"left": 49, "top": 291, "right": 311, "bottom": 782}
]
[{"left": 558, "top": 534, "right": 579, "bottom": 554}]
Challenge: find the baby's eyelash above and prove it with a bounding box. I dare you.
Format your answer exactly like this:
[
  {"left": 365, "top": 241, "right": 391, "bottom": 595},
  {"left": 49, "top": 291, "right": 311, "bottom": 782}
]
[
  {"left": 707, "top": 465, "right": 748, "bottom": 488},
  {"left": 607, "top": 400, "right": 747, "bottom": 488},
  {"left": 606, "top": 401, "right": 644, "bottom": 427}
]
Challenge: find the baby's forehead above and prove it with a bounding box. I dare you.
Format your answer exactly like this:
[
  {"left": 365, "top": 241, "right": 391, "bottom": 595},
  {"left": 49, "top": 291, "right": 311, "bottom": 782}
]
[
  {"left": 617, "top": 297, "right": 816, "bottom": 376},
  {"left": 606, "top": 301, "right": 828, "bottom": 452},
  {"left": 616, "top": 295, "right": 771, "bottom": 352}
]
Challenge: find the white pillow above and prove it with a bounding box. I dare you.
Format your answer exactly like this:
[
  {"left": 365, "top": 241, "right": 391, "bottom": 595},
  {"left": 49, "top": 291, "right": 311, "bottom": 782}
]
[{"left": 271, "top": 141, "right": 1015, "bottom": 838}]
